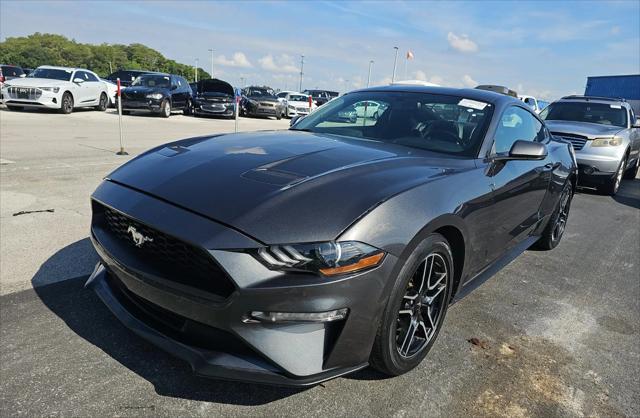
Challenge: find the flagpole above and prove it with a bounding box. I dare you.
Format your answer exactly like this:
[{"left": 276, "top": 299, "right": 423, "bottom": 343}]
[{"left": 391, "top": 46, "right": 399, "bottom": 83}]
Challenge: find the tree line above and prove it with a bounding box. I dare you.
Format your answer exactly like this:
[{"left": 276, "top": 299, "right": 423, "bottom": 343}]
[{"left": 0, "top": 33, "right": 210, "bottom": 81}]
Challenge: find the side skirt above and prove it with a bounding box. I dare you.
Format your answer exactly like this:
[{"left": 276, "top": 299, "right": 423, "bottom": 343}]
[{"left": 451, "top": 235, "right": 539, "bottom": 304}]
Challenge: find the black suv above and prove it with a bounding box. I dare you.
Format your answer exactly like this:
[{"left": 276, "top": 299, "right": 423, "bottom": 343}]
[
  {"left": 106, "top": 69, "right": 153, "bottom": 87},
  {"left": 303, "top": 89, "right": 339, "bottom": 106},
  {"left": 121, "top": 73, "right": 193, "bottom": 118}
]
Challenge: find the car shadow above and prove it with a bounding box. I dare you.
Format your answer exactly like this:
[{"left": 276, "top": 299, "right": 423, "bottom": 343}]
[
  {"left": 32, "top": 238, "right": 304, "bottom": 405},
  {"left": 576, "top": 177, "right": 640, "bottom": 209}
]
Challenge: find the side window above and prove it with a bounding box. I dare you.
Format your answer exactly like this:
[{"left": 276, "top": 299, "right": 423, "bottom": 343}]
[
  {"left": 75, "top": 71, "right": 89, "bottom": 81},
  {"left": 493, "top": 106, "right": 544, "bottom": 154},
  {"left": 85, "top": 72, "right": 99, "bottom": 82},
  {"left": 171, "top": 77, "right": 178, "bottom": 88}
]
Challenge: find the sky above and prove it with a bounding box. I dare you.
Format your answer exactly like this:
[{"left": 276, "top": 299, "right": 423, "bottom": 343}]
[{"left": 1, "top": 0, "right": 639, "bottom": 100}]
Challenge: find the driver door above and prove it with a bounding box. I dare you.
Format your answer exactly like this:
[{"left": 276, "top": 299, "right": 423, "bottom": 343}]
[{"left": 484, "top": 105, "right": 553, "bottom": 262}]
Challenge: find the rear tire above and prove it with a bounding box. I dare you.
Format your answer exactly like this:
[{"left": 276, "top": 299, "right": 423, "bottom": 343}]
[
  {"left": 623, "top": 156, "right": 639, "bottom": 179},
  {"left": 533, "top": 181, "right": 573, "bottom": 250},
  {"left": 183, "top": 99, "right": 193, "bottom": 115},
  {"left": 602, "top": 157, "right": 626, "bottom": 195},
  {"left": 60, "top": 92, "right": 73, "bottom": 114},
  {"left": 95, "top": 93, "right": 108, "bottom": 111},
  {"left": 370, "top": 233, "right": 453, "bottom": 376}
]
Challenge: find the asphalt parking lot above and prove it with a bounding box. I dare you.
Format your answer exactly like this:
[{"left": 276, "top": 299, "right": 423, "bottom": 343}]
[{"left": 1, "top": 107, "right": 639, "bottom": 417}]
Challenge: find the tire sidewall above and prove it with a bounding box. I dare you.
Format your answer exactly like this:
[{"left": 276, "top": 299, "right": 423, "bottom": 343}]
[
  {"left": 61, "top": 92, "right": 73, "bottom": 114},
  {"left": 161, "top": 99, "right": 171, "bottom": 118},
  {"left": 377, "top": 234, "right": 453, "bottom": 374}
]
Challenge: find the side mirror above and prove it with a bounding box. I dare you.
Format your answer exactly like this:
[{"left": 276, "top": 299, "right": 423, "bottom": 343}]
[
  {"left": 171, "top": 85, "right": 178, "bottom": 90},
  {"left": 494, "top": 140, "right": 548, "bottom": 161},
  {"left": 73, "top": 77, "right": 85, "bottom": 84}
]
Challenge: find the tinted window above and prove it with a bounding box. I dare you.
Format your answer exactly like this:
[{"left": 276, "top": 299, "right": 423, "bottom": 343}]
[
  {"left": 132, "top": 74, "right": 171, "bottom": 88},
  {"left": 493, "top": 106, "right": 544, "bottom": 154},
  {"left": 293, "top": 91, "right": 494, "bottom": 157},
  {"left": 540, "top": 101, "right": 627, "bottom": 128},
  {"left": 85, "top": 72, "right": 99, "bottom": 82},
  {"left": 1, "top": 65, "right": 24, "bottom": 77},
  {"left": 247, "top": 87, "right": 275, "bottom": 98},
  {"left": 28, "top": 67, "right": 73, "bottom": 81}
]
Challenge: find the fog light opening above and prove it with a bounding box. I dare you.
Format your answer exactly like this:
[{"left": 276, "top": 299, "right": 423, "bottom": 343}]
[{"left": 244, "top": 308, "right": 349, "bottom": 323}]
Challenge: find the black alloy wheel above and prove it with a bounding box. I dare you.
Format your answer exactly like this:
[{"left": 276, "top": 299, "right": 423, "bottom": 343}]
[
  {"left": 534, "top": 182, "right": 573, "bottom": 250},
  {"left": 370, "top": 234, "right": 453, "bottom": 375}
]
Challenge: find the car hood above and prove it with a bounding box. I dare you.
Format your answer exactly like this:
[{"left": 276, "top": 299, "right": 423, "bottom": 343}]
[
  {"left": 107, "top": 131, "right": 469, "bottom": 244},
  {"left": 122, "top": 86, "right": 168, "bottom": 95},
  {"left": 545, "top": 120, "right": 624, "bottom": 139},
  {"left": 5, "top": 77, "right": 70, "bottom": 87},
  {"left": 248, "top": 96, "right": 279, "bottom": 103}
]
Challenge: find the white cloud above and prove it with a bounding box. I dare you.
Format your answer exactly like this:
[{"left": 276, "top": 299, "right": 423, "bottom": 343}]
[
  {"left": 461, "top": 74, "right": 477, "bottom": 87},
  {"left": 447, "top": 32, "right": 478, "bottom": 53},
  {"left": 414, "top": 70, "right": 427, "bottom": 81},
  {"left": 610, "top": 25, "right": 621, "bottom": 35},
  {"left": 258, "top": 54, "right": 299, "bottom": 73},
  {"left": 214, "top": 52, "right": 252, "bottom": 68}
]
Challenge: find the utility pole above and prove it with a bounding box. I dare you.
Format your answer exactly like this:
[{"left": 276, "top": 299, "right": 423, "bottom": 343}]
[
  {"left": 299, "top": 55, "right": 304, "bottom": 92},
  {"left": 391, "top": 46, "right": 399, "bottom": 83},
  {"left": 208, "top": 49, "right": 214, "bottom": 78},
  {"left": 367, "top": 60, "right": 374, "bottom": 87},
  {"left": 195, "top": 58, "right": 199, "bottom": 83}
]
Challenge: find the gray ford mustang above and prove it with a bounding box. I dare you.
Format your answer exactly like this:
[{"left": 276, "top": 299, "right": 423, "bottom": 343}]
[{"left": 86, "top": 85, "right": 577, "bottom": 386}]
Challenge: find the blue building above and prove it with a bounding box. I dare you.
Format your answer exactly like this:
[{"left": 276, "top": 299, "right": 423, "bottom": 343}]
[{"left": 585, "top": 74, "right": 640, "bottom": 114}]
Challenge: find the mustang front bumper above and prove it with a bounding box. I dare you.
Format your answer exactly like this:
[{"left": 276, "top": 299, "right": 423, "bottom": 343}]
[{"left": 87, "top": 180, "right": 397, "bottom": 386}]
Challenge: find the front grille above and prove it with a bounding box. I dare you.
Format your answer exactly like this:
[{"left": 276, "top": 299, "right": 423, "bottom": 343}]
[
  {"left": 260, "top": 102, "right": 274, "bottom": 107},
  {"left": 93, "top": 202, "right": 235, "bottom": 299},
  {"left": 296, "top": 107, "right": 309, "bottom": 112},
  {"left": 7, "top": 87, "right": 41, "bottom": 100},
  {"left": 552, "top": 132, "right": 587, "bottom": 151}
]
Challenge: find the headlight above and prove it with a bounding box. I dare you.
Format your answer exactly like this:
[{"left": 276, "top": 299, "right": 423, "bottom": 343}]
[
  {"left": 288, "top": 105, "right": 295, "bottom": 109},
  {"left": 146, "top": 93, "right": 163, "bottom": 100},
  {"left": 253, "top": 241, "right": 385, "bottom": 276},
  {"left": 591, "top": 137, "right": 622, "bottom": 147},
  {"left": 39, "top": 87, "right": 60, "bottom": 93}
]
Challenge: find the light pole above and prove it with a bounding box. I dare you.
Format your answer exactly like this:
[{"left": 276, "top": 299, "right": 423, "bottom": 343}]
[
  {"left": 208, "top": 49, "right": 214, "bottom": 78},
  {"left": 299, "top": 55, "right": 304, "bottom": 92},
  {"left": 195, "top": 58, "right": 199, "bottom": 83},
  {"left": 367, "top": 60, "right": 374, "bottom": 87},
  {"left": 391, "top": 47, "right": 399, "bottom": 83}
]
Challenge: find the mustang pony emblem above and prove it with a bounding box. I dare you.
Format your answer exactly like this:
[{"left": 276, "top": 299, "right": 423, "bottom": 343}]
[{"left": 127, "top": 226, "right": 153, "bottom": 247}]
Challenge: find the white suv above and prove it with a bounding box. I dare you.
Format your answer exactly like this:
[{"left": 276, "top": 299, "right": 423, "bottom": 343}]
[{"left": 1, "top": 66, "right": 109, "bottom": 114}]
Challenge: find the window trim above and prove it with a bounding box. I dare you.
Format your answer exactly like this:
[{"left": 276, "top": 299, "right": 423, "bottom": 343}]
[{"left": 487, "top": 103, "right": 548, "bottom": 158}]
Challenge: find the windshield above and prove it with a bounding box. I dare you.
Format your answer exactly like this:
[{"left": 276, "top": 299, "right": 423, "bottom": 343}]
[
  {"left": 288, "top": 94, "right": 308, "bottom": 102},
  {"left": 292, "top": 91, "right": 494, "bottom": 157},
  {"left": 540, "top": 102, "right": 627, "bottom": 127},
  {"left": 131, "top": 74, "right": 171, "bottom": 88},
  {"left": 247, "top": 88, "right": 275, "bottom": 98},
  {"left": 1, "top": 65, "right": 24, "bottom": 77},
  {"left": 27, "top": 68, "right": 72, "bottom": 81}
]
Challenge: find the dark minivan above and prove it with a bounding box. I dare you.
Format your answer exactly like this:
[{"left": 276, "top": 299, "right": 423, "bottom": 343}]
[{"left": 121, "top": 73, "right": 193, "bottom": 118}]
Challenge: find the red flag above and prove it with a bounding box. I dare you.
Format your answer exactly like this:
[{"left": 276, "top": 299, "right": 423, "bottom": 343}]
[
  {"left": 116, "top": 78, "right": 121, "bottom": 96},
  {"left": 406, "top": 50, "right": 414, "bottom": 60}
]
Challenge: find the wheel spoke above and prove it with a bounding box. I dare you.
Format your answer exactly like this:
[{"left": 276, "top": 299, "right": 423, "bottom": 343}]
[
  {"left": 398, "top": 309, "right": 413, "bottom": 316},
  {"left": 417, "top": 255, "right": 433, "bottom": 294},
  {"left": 428, "top": 271, "right": 447, "bottom": 290},
  {"left": 400, "top": 319, "right": 418, "bottom": 356}
]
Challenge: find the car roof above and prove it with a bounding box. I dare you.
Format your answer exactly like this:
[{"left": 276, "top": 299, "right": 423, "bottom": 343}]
[
  {"left": 349, "top": 84, "right": 521, "bottom": 106},
  {"left": 37, "top": 65, "right": 93, "bottom": 72},
  {"left": 556, "top": 95, "right": 628, "bottom": 106}
]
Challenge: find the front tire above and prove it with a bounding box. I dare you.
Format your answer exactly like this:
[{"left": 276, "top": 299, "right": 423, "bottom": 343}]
[
  {"left": 370, "top": 234, "right": 453, "bottom": 376},
  {"left": 623, "top": 156, "right": 639, "bottom": 179},
  {"left": 95, "top": 93, "right": 108, "bottom": 111},
  {"left": 160, "top": 99, "right": 171, "bottom": 118},
  {"left": 60, "top": 92, "right": 73, "bottom": 114},
  {"left": 602, "top": 157, "right": 626, "bottom": 195},
  {"left": 534, "top": 181, "right": 573, "bottom": 250}
]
